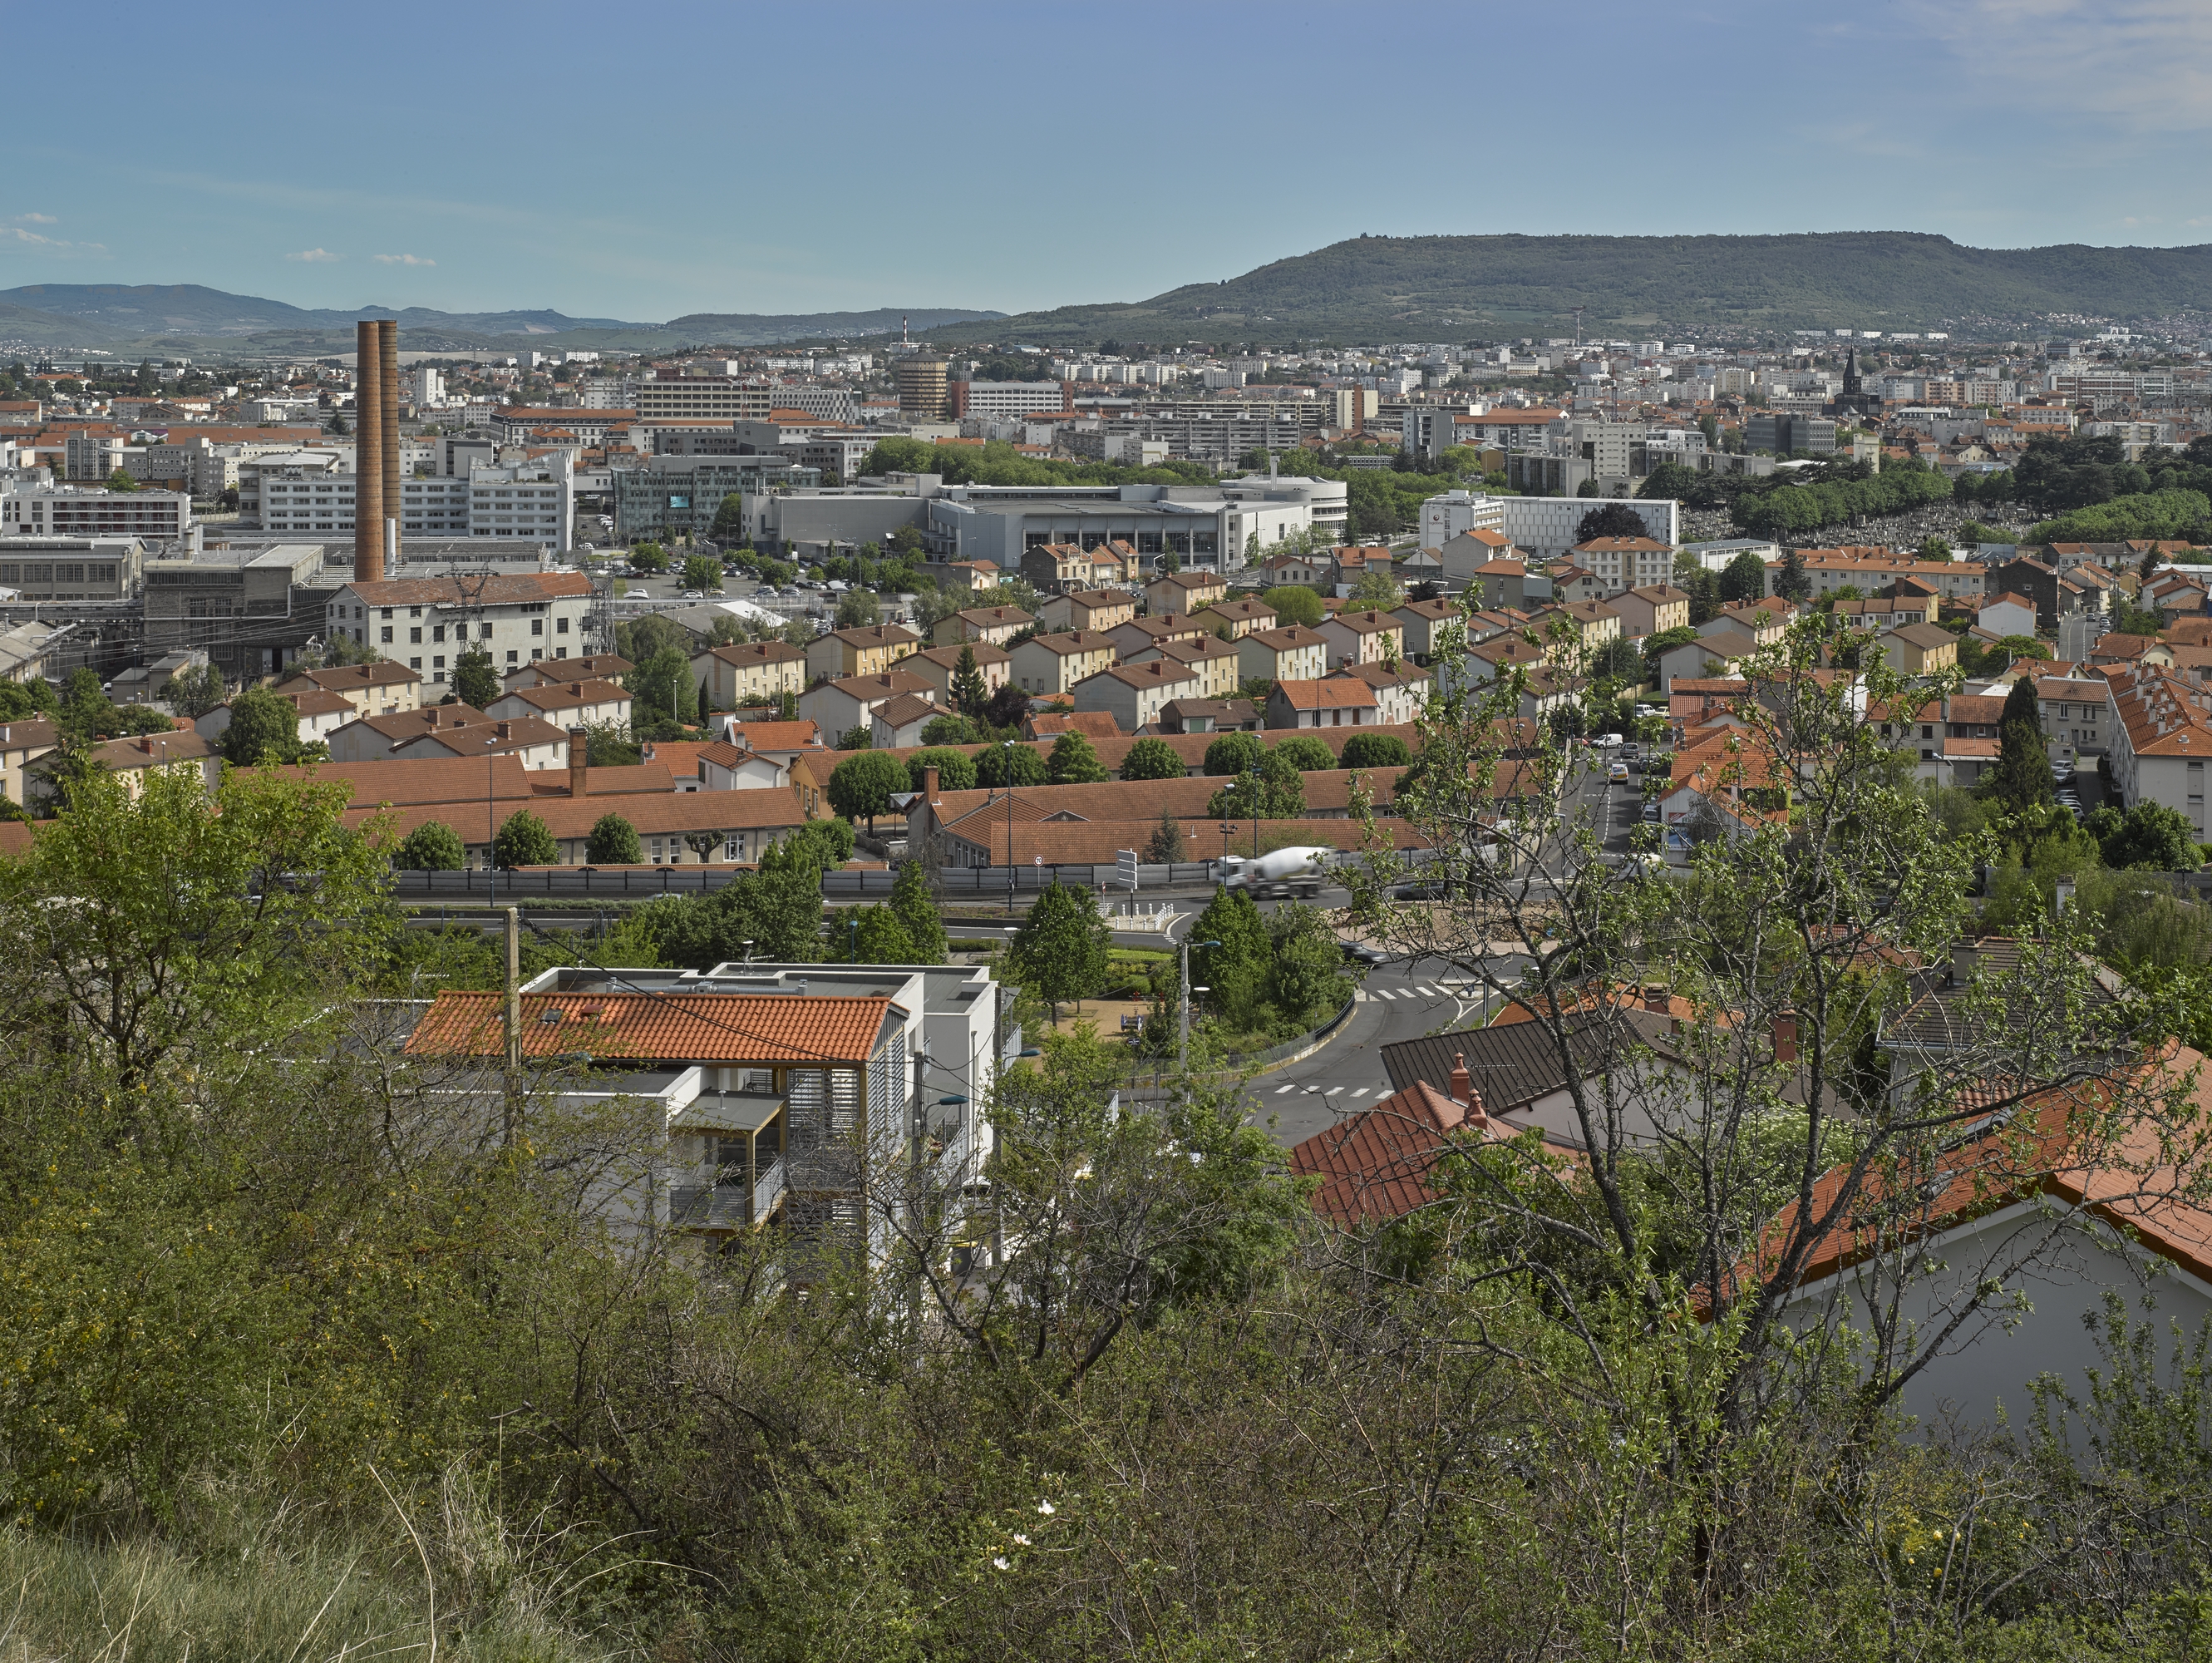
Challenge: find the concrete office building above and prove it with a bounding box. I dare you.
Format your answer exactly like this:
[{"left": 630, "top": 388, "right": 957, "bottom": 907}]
[
  {"left": 613, "top": 453, "right": 819, "bottom": 542},
  {"left": 1420, "top": 490, "right": 1508, "bottom": 548},
  {"left": 633, "top": 375, "right": 774, "bottom": 422},
  {"left": 951, "top": 380, "right": 1065, "bottom": 420},
  {"left": 897, "top": 356, "right": 951, "bottom": 419},
  {"left": 464, "top": 453, "right": 573, "bottom": 547},
  {"left": 0, "top": 535, "right": 144, "bottom": 601},
  {"left": 1, "top": 484, "right": 194, "bottom": 544},
  {"left": 142, "top": 542, "right": 336, "bottom": 681},
  {"left": 919, "top": 474, "right": 1345, "bottom": 573},
  {"left": 1450, "top": 494, "right": 1680, "bottom": 560}
]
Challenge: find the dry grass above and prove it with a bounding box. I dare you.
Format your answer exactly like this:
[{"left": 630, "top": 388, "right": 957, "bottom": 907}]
[{"left": 0, "top": 1468, "right": 639, "bottom": 1663}]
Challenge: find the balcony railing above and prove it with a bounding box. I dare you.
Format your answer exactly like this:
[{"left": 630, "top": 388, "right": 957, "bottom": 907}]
[{"left": 752, "top": 1157, "right": 786, "bottom": 1223}]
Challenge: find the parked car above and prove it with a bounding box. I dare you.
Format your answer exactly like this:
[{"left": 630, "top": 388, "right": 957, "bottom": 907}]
[
  {"left": 1609, "top": 762, "right": 1630, "bottom": 782},
  {"left": 1642, "top": 802, "right": 1661, "bottom": 822}
]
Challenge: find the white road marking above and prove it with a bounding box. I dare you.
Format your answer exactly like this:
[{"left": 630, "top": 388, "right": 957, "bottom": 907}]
[
  {"left": 1415, "top": 985, "right": 1438, "bottom": 996},
  {"left": 1351, "top": 1087, "right": 1370, "bottom": 1097},
  {"left": 1373, "top": 988, "right": 1396, "bottom": 1000},
  {"left": 1275, "top": 1084, "right": 1296, "bottom": 1094},
  {"left": 1325, "top": 1086, "right": 1344, "bottom": 1095}
]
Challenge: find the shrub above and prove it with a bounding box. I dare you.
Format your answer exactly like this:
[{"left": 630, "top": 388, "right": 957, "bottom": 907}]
[
  {"left": 1273, "top": 735, "right": 1335, "bottom": 772},
  {"left": 493, "top": 808, "right": 558, "bottom": 869},
  {"left": 1120, "top": 738, "right": 1187, "bottom": 781},
  {"left": 1339, "top": 732, "right": 1412, "bottom": 770},
  {"left": 585, "top": 812, "right": 643, "bottom": 864},
  {"left": 393, "top": 820, "right": 465, "bottom": 871}
]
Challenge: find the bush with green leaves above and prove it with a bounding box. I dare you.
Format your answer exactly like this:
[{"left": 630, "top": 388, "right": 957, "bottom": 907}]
[
  {"left": 218, "top": 687, "right": 308, "bottom": 765},
  {"left": 826, "top": 749, "right": 910, "bottom": 831},
  {"left": 1010, "top": 881, "right": 1111, "bottom": 1020},
  {"left": 1338, "top": 731, "right": 1412, "bottom": 770},
  {"left": 1272, "top": 735, "right": 1335, "bottom": 772},
  {"left": 1047, "top": 729, "right": 1110, "bottom": 784},
  {"left": 585, "top": 812, "right": 643, "bottom": 865},
  {"left": 1203, "top": 731, "right": 1268, "bottom": 777},
  {"left": 1120, "top": 737, "right": 1187, "bottom": 781},
  {"left": 907, "top": 747, "right": 978, "bottom": 792},
  {"left": 393, "top": 820, "right": 466, "bottom": 871},
  {"left": 492, "top": 808, "right": 558, "bottom": 869},
  {"left": 974, "top": 742, "right": 1049, "bottom": 788}
]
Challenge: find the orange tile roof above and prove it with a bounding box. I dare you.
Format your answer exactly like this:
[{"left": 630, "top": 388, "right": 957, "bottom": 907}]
[{"left": 406, "top": 991, "right": 891, "bottom": 1065}]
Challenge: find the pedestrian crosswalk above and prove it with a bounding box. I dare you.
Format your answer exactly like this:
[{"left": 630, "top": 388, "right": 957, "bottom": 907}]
[
  {"left": 1274, "top": 1083, "right": 1384, "bottom": 1098},
  {"left": 1368, "top": 984, "right": 1448, "bottom": 1000}
]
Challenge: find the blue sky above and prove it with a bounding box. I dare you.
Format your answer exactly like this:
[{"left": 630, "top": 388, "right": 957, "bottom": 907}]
[{"left": 4, "top": 0, "right": 2208, "bottom": 323}]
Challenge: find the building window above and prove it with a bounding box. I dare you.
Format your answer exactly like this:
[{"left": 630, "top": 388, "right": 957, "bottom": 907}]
[
  {"left": 410, "top": 657, "right": 422, "bottom": 670},
  {"left": 556, "top": 617, "right": 570, "bottom": 634},
  {"left": 506, "top": 650, "right": 519, "bottom": 664},
  {"left": 409, "top": 627, "right": 421, "bottom": 644},
  {"left": 530, "top": 619, "right": 542, "bottom": 636}
]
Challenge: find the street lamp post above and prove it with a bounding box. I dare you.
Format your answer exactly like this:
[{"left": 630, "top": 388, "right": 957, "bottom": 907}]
[
  {"left": 1003, "top": 740, "right": 1017, "bottom": 915},
  {"left": 1179, "top": 936, "right": 1220, "bottom": 1077},
  {"left": 482, "top": 732, "right": 500, "bottom": 896},
  {"left": 1219, "top": 820, "right": 1233, "bottom": 868}
]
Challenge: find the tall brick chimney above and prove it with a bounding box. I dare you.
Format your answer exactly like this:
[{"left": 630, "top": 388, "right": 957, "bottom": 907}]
[
  {"left": 377, "top": 318, "right": 401, "bottom": 572},
  {"left": 352, "top": 321, "right": 382, "bottom": 582}
]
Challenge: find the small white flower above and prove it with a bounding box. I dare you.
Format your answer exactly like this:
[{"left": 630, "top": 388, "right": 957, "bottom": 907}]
[
  {"left": 1037, "top": 1499, "right": 1056, "bottom": 1515},
  {"left": 1012, "top": 1533, "right": 1031, "bottom": 1547},
  {"left": 993, "top": 1556, "right": 1011, "bottom": 1571}
]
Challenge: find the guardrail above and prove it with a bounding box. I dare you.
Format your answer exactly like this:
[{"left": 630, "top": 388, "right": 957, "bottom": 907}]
[{"left": 1119, "top": 995, "right": 1359, "bottom": 1098}]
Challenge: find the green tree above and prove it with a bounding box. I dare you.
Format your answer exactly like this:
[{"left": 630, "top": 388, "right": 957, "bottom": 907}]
[
  {"left": 451, "top": 648, "right": 500, "bottom": 710},
  {"left": 1261, "top": 585, "right": 1325, "bottom": 629},
  {"left": 907, "top": 747, "right": 978, "bottom": 792},
  {"left": 1204, "top": 731, "right": 1268, "bottom": 777},
  {"left": 2088, "top": 801, "right": 2200, "bottom": 871},
  {"left": 1574, "top": 502, "right": 1645, "bottom": 541},
  {"left": 628, "top": 646, "right": 692, "bottom": 728},
  {"left": 834, "top": 590, "right": 881, "bottom": 629},
  {"left": 158, "top": 662, "right": 226, "bottom": 718},
  {"left": 682, "top": 554, "right": 724, "bottom": 592},
  {"left": 1144, "top": 812, "right": 1185, "bottom": 863},
  {"left": 1773, "top": 545, "right": 1811, "bottom": 600},
  {"left": 835, "top": 725, "right": 873, "bottom": 751},
  {"left": 585, "top": 812, "right": 643, "bottom": 864},
  {"left": 493, "top": 808, "right": 557, "bottom": 869},
  {"left": 1120, "top": 737, "right": 1187, "bottom": 781},
  {"left": 1981, "top": 677, "right": 2052, "bottom": 816},
  {"left": 827, "top": 749, "right": 910, "bottom": 832},
  {"left": 889, "top": 858, "right": 948, "bottom": 963},
  {"left": 710, "top": 491, "right": 747, "bottom": 540},
  {"left": 1010, "top": 881, "right": 1111, "bottom": 1020},
  {"left": 628, "top": 541, "right": 669, "bottom": 573},
  {"left": 696, "top": 679, "right": 711, "bottom": 725},
  {"left": 1273, "top": 735, "right": 1335, "bottom": 772},
  {"left": 1186, "top": 884, "right": 1271, "bottom": 1023},
  {"left": 974, "top": 743, "right": 1049, "bottom": 788},
  {"left": 1047, "top": 729, "right": 1110, "bottom": 784},
  {"left": 949, "top": 644, "right": 989, "bottom": 716},
  {"left": 1717, "top": 548, "right": 1770, "bottom": 605},
  {"left": 921, "top": 713, "right": 987, "bottom": 747},
  {"left": 219, "top": 687, "right": 307, "bottom": 765},
  {"left": 1209, "top": 749, "right": 1304, "bottom": 819},
  {"left": 394, "top": 819, "right": 466, "bottom": 871},
  {"left": 1348, "top": 568, "right": 1404, "bottom": 609},
  {"left": 1338, "top": 731, "right": 1412, "bottom": 770}
]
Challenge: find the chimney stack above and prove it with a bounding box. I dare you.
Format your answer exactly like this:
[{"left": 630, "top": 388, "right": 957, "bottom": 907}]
[
  {"left": 378, "top": 318, "right": 401, "bottom": 572},
  {"left": 1952, "top": 941, "right": 1978, "bottom": 986},
  {"left": 1773, "top": 1014, "right": 1798, "bottom": 1065},
  {"left": 353, "top": 322, "right": 383, "bottom": 581},
  {"left": 1449, "top": 1051, "right": 1472, "bottom": 1106}
]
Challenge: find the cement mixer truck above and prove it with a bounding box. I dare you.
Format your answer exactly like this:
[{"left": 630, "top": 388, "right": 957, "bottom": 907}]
[{"left": 1222, "top": 846, "right": 1335, "bottom": 900}]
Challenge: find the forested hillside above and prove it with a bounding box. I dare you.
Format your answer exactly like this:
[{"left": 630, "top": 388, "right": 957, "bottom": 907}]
[{"left": 924, "top": 231, "right": 2212, "bottom": 345}]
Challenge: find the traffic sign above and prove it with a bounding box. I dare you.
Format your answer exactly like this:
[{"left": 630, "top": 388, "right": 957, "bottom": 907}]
[{"left": 1116, "top": 848, "right": 1139, "bottom": 891}]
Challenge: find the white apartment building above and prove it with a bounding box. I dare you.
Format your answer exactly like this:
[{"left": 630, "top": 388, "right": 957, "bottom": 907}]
[
  {"left": 323, "top": 570, "right": 595, "bottom": 683},
  {"left": 633, "top": 375, "right": 774, "bottom": 422},
  {"left": 244, "top": 450, "right": 352, "bottom": 529},
  {"left": 411, "top": 367, "right": 445, "bottom": 405},
  {"left": 954, "top": 380, "right": 1065, "bottom": 420},
  {"left": 1, "top": 484, "right": 193, "bottom": 543},
  {"left": 463, "top": 453, "right": 573, "bottom": 547},
  {"left": 767, "top": 385, "right": 859, "bottom": 423},
  {"left": 1419, "top": 489, "right": 1506, "bottom": 548},
  {"left": 575, "top": 376, "right": 639, "bottom": 410}
]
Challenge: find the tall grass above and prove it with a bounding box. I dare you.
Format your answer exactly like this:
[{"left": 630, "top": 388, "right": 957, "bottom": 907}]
[{"left": 0, "top": 1467, "right": 648, "bottom": 1663}]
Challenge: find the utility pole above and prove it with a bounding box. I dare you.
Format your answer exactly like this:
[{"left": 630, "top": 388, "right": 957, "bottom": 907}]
[
  {"left": 503, "top": 906, "right": 522, "bottom": 1144},
  {"left": 1178, "top": 935, "right": 1221, "bottom": 1077}
]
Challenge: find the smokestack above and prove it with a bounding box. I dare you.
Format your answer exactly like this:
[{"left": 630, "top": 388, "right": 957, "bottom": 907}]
[
  {"left": 378, "top": 318, "right": 401, "bottom": 571},
  {"left": 353, "top": 321, "right": 383, "bottom": 581}
]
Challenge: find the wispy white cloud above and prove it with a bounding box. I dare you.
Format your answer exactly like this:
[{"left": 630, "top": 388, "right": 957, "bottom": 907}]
[
  {"left": 13, "top": 212, "right": 57, "bottom": 225},
  {"left": 1902, "top": 1, "right": 2212, "bottom": 131},
  {"left": 373, "top": 252, "right": 435, "bottom": 267},
  {"left": 6, "top": 225, "right": 104, "bottom": 254},
  {"left": 286, "top": 247, "right": 342, "bottom": 263}
]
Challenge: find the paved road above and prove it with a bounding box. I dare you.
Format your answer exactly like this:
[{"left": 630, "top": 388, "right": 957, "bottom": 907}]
[{"left": 1241, "top": 954, "right": 1526, "bottom": 1147}]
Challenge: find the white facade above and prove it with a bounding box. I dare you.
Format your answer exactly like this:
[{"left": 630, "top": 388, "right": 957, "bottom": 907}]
[
  {"left": 1495, "top": 495, "right": 1678, "bottom": 559},
  {"left": 465, "top": 453, "right": 574, "bottom": 548},
  {"left": 411, "top": 367, "right": 445, "bottom": 405},
  {"left": 1419, "top": 490, "right": 1507, "bottom": 548},
  {"left": 0, "top": 484, "right": 193, "bottom": 542}
]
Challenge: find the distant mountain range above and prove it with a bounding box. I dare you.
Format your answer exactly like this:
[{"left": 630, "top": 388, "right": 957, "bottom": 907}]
[
  {"left": 0, "top": 284, "right": 1003, "bottom": 356},
  {"left": 914, "top": 232, "right": 2212, "bottom": 347},
  {"left": 6, "top": 233, "right": 2209, "bottom": 361}
]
